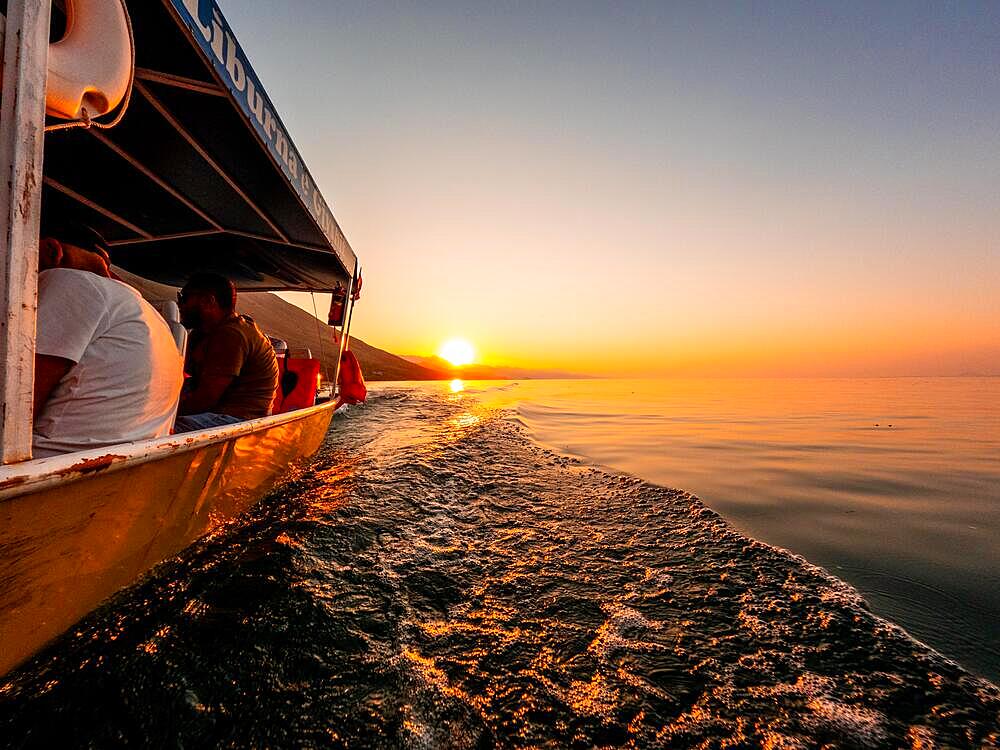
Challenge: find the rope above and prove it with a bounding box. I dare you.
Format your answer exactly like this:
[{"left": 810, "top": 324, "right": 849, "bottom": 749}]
[
  {"left": 44, "top": 0, "right": 136, "bottom": 133},
  {"left": 311, "top": 292, "right": 329, "bottom": 383}
]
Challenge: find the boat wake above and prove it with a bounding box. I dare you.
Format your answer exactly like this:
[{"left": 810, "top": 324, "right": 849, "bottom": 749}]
[{"left": 1, "top": 388, "right": 998, "bottom": 748}]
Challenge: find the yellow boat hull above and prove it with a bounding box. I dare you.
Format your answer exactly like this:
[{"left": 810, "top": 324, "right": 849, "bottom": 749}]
[{"left": 0, "top": 401, "right": 336, "bottom": 677}]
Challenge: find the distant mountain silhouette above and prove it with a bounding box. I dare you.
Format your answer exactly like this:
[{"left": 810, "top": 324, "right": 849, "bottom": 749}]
[{"left": 401, "top": 355, "right": 586, "bottom": 381}]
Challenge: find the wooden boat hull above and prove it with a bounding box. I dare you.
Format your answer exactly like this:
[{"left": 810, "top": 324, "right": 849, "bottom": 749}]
[{"left": 0, "top": 401, "right": 336, "bottom": 677}]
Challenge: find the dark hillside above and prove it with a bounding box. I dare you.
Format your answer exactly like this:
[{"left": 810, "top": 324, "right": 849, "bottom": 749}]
[
  {"left": 239, "top": 293, "right": 445, "bottom": 382},
  {"left": 119, "top": 271, "right": 447, "bottom": 382}
]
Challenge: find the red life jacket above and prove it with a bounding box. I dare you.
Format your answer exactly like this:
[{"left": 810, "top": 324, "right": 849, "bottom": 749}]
[
  {"left": 338, "top": 349, "right": 367, "bottom": 405},
  {"left": 279, "top": 358, "right": 321, "bottom": 413}
]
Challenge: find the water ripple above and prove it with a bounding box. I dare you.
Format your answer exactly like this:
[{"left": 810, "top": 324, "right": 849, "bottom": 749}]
[{"left": 0, "top": 389, "right": 998, "bottom": 748}]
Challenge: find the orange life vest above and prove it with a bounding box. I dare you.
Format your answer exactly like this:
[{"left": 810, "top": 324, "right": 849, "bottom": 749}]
[
  {"left": 337, "top": 349, "right": 367, "bottom": 405},
  {"left": 278, "top": 358, "right": 321, "bottom": 413}
]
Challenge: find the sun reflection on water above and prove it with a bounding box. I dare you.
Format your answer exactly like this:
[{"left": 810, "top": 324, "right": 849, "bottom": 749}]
[
  {"left": 450, "top": 379, "right": 465, "bottom": 393},
  {"left": 450, "top": 413, "right": 480, "bottom": 429}
]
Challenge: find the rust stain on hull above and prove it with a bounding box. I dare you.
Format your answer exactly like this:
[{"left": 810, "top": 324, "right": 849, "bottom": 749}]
[
  {"left": 0, "top": 474, "right": 29, "bottom": 490},
  {"left": 0, "top": 453, "right": 128, "bottom": 490},
  {"left": 65, "top": 454, "right": 127, "bottom": 476},
  {"left": 0, "top": 454, "right": 125, "bottom": 491}
]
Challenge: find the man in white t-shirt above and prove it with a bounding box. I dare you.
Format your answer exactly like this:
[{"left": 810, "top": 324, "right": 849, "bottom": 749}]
[{"left": 31, "top": 224, "right": 184, "bottom": 458}]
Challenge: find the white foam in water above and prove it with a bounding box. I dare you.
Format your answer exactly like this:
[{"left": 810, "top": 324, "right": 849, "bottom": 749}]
[
  {"left": 491, "top": 378, "right": 1000, "bottom": 687},
  {"left": 803, "top": 698, "right": 888, "bottom": 747},
  {"left": 589, "top": 602, "right": 666, "bottom": 661},
  {"left": 750, "top": 673, "right": 890, "bottom": 747}
]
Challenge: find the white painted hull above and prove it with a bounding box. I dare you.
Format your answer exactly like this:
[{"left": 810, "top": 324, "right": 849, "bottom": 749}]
[{"left": 0, "top": 400, "right": 337, "bottom": 677}]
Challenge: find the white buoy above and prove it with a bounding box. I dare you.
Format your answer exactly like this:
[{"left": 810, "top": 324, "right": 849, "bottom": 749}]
[{"left": 0, "top": 0, "right": 133, "bottom": 121}]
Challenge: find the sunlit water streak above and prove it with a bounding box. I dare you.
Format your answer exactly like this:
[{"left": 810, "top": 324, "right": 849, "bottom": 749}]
[{"left": 1, "top": 384, "right": 998, "bottom": 748}]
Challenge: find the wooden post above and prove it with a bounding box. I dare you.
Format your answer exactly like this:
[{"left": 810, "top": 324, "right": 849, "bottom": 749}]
[{"left": 0, "top": 0, "right": 52, "bottom": 463}]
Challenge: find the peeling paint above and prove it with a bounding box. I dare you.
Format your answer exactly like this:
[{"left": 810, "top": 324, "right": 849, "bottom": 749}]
[
  {"left": 65, "top": 454, "right": 127, "bottom": 476},
  {"left": 0, "top": 474, "right": 29, "bottom": 490},
  {"left": 16, "top": 166, "right": 34, "bottom": 219}
]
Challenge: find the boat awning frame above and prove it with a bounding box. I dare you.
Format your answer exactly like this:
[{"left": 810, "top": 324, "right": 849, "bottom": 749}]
[{"left": 35, "top": 0, "right": 358, "bottom": 292}]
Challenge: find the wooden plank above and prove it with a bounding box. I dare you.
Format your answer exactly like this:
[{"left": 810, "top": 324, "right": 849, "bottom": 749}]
[
  {"left": 135, "top": 80, "right": 290, "bottom": 244},
  {"left": 108, "top": 226, "right": 336, "bottom": 257},
  {"left": 134, "top": 67, "right": 227, "bottom": 98},
  {"left": 0, "top": 0, "right": 53, "bottom": 464},
  {"left": 88, "top": 130, "right": 225, "bottom": 231},
  {"left": 109, "top": 228, "right": 223, "bottom": 246},
  {"left": 43, "top": 176, "right": 153, "bottom": 239}
]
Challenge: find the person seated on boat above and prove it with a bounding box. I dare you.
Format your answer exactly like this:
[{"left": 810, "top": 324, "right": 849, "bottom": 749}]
[
  {"left": 32, "top": 223, "right": 185, "bottom": 458},
  {"left": 174, "top": 273, "right": 279, "bottom": 432}
]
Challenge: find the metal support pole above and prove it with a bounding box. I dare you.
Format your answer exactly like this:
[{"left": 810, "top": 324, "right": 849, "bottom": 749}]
[
  {"left": 342, "top": 268, "right": 359, "bottom": 349},
  {"left": 331, "top": 264, "right": 358, "bottom": 398},
  {"left": 0, "top": 0, "right": 52, "bottom": 463}
]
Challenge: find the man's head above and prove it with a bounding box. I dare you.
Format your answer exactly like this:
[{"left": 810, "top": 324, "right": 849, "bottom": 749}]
[
  {"left": 178, "top": 272, "right": 237, "bottom": 329},
  {"left": 38, "top": 222, "right": 113, "bottom": 278}
]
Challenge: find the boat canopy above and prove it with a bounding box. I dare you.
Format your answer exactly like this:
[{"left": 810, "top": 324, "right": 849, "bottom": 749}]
[{"left": 37, "top": 0, "right": 357, "bottom": 292}]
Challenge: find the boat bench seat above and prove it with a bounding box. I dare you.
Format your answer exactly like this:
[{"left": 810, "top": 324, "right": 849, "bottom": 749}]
[{"left": 151, "top": 300, "right": 188, "bottom": 357}]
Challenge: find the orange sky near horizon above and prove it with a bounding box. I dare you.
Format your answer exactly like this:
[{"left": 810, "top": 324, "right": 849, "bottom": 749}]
[
  {"left": 283, "top": 276, "right": 999, "bottom": 377},
  {"left": 256, "top": 3, "right": 999, "bottom": 378}
]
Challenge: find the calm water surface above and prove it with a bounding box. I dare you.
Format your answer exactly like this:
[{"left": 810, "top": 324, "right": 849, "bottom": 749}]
[
  {"left": 467, "top": 377, "right": 1000, "bottom": 682},
  {"left": 1, "top": 379, "right": 997, "bottom": 748}
]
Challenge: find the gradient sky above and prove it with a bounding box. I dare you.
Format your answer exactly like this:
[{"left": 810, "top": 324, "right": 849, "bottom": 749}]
[{"left": 225, "top": 1, "right": 999, "bottom": 376}]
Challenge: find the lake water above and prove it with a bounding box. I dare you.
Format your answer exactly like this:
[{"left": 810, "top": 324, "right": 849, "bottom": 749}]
[
  {"left": 1, "top": 378, "right": 997, "bottom": 747},
  {"left": 468, "top": 377, "right": 1000, "bottom": 682}
]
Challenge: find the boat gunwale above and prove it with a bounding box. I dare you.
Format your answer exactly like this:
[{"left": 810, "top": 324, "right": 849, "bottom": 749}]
[{"left": 0, "top": 399, "right": 338, "bottom": 501}]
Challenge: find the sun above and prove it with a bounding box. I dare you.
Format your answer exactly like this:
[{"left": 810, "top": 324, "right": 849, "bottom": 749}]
[{"left": 439, "top": 338, "right": 476, "bottom": 367}]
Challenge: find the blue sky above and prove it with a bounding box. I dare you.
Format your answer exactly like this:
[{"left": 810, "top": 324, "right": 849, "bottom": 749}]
[{"left": 228, "top": 1, "right": 999, "bottom": 374}]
